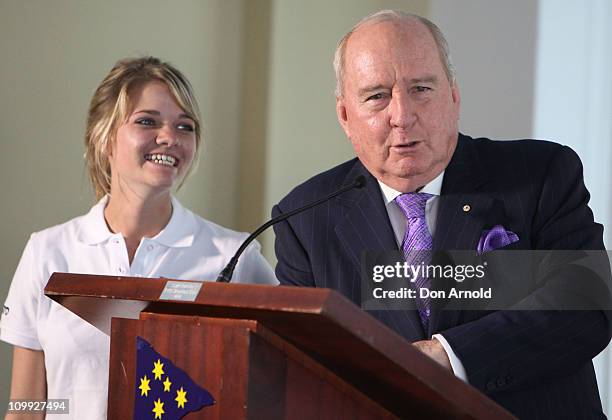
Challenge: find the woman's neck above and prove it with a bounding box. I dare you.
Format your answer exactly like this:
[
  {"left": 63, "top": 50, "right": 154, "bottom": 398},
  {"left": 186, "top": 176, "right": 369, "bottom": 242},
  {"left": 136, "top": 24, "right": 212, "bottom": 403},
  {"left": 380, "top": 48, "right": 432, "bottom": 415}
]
[{"left": 104, "top": 189, "right": 173, "bottom": 263}]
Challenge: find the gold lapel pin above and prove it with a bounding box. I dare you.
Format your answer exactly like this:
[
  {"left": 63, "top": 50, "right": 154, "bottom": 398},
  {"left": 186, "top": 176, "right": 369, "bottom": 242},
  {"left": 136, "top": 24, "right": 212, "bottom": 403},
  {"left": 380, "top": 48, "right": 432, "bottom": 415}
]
[{"left": 463, "top": 204, "right": 471, "bottom": 212}]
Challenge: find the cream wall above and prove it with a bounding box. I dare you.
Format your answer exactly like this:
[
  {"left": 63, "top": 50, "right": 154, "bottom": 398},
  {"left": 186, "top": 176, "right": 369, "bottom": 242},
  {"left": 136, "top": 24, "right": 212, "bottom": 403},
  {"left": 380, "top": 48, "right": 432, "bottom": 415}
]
[{"left": 430, "top": 0, "right": 538, "bottom": 139}]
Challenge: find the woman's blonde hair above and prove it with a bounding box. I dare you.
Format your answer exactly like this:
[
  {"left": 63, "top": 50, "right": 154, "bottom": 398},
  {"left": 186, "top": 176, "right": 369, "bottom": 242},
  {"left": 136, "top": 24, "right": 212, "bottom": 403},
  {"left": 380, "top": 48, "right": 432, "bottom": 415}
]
[{"left": 84, "top": 56, "right": 202, "bottom": 200}]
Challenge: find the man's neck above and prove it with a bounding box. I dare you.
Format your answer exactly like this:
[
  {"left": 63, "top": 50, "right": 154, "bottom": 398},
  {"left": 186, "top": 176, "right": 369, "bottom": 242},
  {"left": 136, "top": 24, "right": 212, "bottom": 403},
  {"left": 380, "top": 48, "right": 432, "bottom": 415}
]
[{"left": 378, "top": 170, "right": 445, "bottom": 202}]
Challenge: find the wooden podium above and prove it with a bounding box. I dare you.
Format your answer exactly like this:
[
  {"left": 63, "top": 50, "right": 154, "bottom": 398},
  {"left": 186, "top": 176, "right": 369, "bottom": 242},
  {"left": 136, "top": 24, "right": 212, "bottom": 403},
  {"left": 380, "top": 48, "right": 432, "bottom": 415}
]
[{"left": 45, "top": 272, "right": 514, "bottom": 419}]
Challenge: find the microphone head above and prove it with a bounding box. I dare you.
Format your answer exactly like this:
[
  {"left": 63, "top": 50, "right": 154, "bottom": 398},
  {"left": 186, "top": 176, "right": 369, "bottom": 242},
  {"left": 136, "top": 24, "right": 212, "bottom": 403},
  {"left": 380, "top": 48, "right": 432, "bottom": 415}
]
[{"left": 354, "top": 175, "right": 367, "bottom": 189}]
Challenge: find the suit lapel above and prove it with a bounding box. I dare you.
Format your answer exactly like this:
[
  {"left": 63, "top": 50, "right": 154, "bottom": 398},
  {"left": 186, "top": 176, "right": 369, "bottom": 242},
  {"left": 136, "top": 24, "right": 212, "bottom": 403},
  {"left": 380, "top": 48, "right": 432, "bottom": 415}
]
[
  {"left": 428, "top": 135, "right": 496, "bottom": 335},
  {"left": 334, "top": 162, "right": 396, "bottom": 266},
  {"left": 434, "top": 135, "right": 491, "bottom": 251},
  {"left": 334, "top": 161, "right": 427, "bottom": 341}
]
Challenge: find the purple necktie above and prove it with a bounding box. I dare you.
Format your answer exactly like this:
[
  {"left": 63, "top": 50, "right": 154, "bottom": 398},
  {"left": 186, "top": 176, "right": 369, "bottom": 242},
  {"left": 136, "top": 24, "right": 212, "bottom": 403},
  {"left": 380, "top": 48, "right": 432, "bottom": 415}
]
[{"left": 395, "top": 192, "right": 434, "bottom": 331}]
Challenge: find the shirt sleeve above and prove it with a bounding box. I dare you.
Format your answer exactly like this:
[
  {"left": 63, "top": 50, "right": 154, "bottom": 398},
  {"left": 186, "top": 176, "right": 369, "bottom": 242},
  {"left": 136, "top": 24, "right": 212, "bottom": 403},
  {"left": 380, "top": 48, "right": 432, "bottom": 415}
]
[
  {"left": 0, "top": 234, "right": 44, "bottom": 350},
  {"left": 432, "top": 333, "right": 468, "bottom": 382},
  {"left": 232, "top": 240, "right": 279, "bottom": 285}
]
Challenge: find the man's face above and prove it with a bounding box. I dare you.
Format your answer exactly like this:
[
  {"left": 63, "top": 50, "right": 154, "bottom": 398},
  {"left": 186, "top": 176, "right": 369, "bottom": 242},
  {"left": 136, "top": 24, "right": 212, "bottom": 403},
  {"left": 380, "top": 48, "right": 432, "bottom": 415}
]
[{"left": 336, "top": 20, "right": 460, "bottom": 192}]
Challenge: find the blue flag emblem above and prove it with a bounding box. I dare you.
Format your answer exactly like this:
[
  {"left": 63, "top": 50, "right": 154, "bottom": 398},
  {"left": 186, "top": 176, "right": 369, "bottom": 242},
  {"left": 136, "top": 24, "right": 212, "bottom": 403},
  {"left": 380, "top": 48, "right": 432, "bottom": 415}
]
[{"left": 134, "top": 337, "right": 215, "bottom": 419}]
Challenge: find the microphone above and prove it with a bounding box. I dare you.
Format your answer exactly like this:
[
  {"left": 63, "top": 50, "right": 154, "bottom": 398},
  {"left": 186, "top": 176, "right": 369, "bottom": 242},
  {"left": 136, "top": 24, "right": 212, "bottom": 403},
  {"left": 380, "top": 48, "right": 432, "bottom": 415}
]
[{"left": 216, "top": 175, "right": 367, "bottom": 282}]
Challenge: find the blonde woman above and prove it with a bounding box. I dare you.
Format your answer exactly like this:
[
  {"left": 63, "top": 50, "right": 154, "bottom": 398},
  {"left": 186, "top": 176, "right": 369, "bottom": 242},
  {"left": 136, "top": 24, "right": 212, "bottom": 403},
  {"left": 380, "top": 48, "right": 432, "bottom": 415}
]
[{"left": 1, "top": 57, "right": 277, "bottom": 419}]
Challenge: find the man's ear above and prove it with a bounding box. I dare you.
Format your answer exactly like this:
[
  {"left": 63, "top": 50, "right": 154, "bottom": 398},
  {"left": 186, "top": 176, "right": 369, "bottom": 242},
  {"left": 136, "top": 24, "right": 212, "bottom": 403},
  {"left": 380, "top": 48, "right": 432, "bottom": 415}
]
[
  {"left": 451, "top": 80, "right": 461, "bottom": 120},
  {"left": 336, "top": 97, "right": 351, "bottom": 139}
]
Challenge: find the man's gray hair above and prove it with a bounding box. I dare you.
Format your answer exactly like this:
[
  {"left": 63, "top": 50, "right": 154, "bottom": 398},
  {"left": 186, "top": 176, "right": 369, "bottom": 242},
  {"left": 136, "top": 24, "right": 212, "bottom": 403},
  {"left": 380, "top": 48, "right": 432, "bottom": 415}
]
[{"left": 333, "top": 10, "right": 456, "bottom": 97}]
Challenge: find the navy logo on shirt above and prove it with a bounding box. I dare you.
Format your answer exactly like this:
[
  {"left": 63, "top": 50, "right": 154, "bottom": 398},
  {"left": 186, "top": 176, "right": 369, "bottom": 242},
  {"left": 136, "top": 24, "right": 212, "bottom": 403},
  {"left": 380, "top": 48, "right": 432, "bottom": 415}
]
[{"left": 2, "top": 305, "right": 8, "bottom": 316}]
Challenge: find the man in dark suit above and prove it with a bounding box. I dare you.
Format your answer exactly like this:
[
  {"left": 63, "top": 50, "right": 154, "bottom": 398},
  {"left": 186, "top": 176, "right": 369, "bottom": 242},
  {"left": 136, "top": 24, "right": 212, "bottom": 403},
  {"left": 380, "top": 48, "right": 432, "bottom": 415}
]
[{"left": 272, "top": 10, "right": 611, "bottom": 419}]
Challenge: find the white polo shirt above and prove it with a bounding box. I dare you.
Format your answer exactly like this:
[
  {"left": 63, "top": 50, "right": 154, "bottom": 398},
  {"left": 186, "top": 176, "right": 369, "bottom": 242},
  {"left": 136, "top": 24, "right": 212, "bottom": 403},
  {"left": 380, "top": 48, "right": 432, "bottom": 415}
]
[{"left": 0, "top": 196, "right": 277, "bottom": 419}]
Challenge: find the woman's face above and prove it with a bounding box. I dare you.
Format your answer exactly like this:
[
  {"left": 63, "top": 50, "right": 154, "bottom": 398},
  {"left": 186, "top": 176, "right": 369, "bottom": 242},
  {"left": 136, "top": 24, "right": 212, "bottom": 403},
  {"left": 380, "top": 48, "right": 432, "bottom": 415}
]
[{"left": 108, "top": 81, "right": 197, "bottom": 197}]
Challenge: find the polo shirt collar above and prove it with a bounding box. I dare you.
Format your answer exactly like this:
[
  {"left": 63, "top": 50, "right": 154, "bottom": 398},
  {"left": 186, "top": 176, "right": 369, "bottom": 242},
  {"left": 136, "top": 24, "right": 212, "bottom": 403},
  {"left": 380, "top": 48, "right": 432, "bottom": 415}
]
[
  {"left": 153, "top": 196, "right": 196, "bottom": 248},
  {"left": 77, "top": 195, "right": 196, "bottom": 248}
]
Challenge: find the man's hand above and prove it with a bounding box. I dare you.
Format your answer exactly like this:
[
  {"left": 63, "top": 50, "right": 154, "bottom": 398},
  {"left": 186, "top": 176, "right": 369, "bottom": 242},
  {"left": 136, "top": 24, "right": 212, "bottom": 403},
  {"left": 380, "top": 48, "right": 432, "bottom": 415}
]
[{"left": 413, "top": 338, "right": 452, "bottom": 371}]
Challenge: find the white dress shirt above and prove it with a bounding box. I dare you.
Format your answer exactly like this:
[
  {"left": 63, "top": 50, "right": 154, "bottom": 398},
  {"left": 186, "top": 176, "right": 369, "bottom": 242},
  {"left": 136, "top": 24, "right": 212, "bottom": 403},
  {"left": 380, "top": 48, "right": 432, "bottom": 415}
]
[
  {"left": 0, "top": 196, "right": 278, "bottom": 419},
  {"left": 377, "top": 174, "right": 468, "bottom": 382}
]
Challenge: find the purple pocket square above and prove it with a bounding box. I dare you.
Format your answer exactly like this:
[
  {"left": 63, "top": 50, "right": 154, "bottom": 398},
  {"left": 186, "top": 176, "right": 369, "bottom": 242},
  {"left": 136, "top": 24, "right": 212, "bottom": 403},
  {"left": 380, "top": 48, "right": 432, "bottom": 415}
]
[{"left": 477, "top": 225, "right": 519, "bottom": 255}]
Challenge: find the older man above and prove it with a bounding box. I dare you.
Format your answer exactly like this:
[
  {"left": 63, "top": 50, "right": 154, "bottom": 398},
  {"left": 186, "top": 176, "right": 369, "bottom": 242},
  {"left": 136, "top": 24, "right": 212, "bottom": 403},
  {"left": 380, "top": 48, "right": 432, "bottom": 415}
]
[{"left": 272, "top": 10, "right": 610, "bottom": 418}]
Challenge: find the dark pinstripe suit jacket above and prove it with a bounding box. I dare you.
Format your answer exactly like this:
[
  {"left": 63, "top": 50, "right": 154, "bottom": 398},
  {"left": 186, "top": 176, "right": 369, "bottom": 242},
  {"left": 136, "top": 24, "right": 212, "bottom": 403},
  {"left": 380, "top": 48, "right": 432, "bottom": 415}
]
[{"left": 272, "top": 134, "right": 611, "bottom": 419}]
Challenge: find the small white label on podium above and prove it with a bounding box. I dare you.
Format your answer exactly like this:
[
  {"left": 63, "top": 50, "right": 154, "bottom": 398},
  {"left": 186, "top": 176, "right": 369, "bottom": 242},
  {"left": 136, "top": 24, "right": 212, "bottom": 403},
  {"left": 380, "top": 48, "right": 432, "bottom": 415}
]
[{"left": 159, "top": 281, "right": 202, "bottom": 301}]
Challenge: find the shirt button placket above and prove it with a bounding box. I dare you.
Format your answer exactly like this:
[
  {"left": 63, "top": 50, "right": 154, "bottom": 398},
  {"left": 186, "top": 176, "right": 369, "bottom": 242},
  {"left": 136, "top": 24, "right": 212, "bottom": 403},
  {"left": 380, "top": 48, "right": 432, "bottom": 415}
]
[
  {"left": 134, "top": 241, "right": 156, "bottom": 277},
  {"left": 112, "top": 235, "right": 129, "bottom": 276}
]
